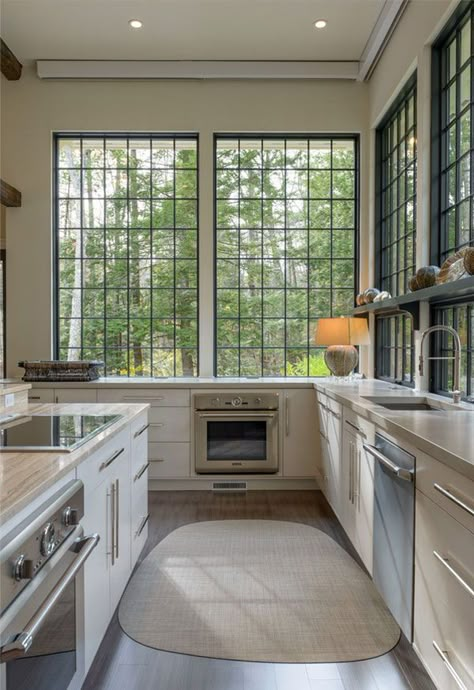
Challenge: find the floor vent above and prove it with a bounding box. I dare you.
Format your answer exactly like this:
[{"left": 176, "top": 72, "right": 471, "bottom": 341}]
[{"left": 212, "top": 481, "right": 247, "bottom": 493}]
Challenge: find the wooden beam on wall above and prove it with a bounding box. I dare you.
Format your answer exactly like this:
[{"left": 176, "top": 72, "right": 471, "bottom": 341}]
[
  {"left": 0, "top": 179, "right": 21, "bottom": 207},
  {"left": 1, "top": 39, "right": 22, "bottom": 80}
]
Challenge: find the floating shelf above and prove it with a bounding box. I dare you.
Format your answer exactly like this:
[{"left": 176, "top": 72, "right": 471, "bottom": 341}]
[{"left": 353, "top": 275, "right": 474, "bottom": 330}]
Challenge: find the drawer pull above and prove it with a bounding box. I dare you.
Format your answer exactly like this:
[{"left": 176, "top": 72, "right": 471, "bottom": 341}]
[
  {"left": 134, "top": 462, "right": 150, "bottom": 482},
  {"left": 434, "top": 483, "right": 474, "bottom": 518},
  {"left": 319, "top": 402, "right": 328, "bottom": 411},
  {"left": 328, "top": 409, "right": 341, "bottom": 419},
  {"left": 123, "top": 396, "right": 165, "bottom": 401},
  {"left": 345, "top": 419, "right": 367, "bottom": 437},
  {"left": 319, "top": 430, "right": 328, "bottom": 442},
  {"left": 99, "top": 447, "right": 124, "bottom": 472},
  {"left": 150, "top": 422, "right": 165, "bottom": 428},
  {"left": 28, "top": 396, "right": 41, "bottom": 400},
  {"left": 136, "top": 514, "right": 149, "bottom": 538},
  {"left": 134, "top": 423, "right": 149, "bottom": 439},
  {"left": 432, "top": 641, "right": 468, "bottom": 690},
  {"left": 433, "top": 551, "right": 474, "bottom": 599},
  {"left": 151, "top": 457, "right": 165, "bottom": 463}
]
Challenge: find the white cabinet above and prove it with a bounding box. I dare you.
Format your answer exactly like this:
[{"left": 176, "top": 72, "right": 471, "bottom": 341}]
[
  {"left": 316, "top": 392, "right": 342, "bottom": 518},
  {"left": 54, "top": 388, "right": 98, "bottom": 403},
  {"left": 414, "top": 489, "right": 474, "bottom": 690},
  {"left": 340, "top": 410, "right": 375, "bottom": 573},
  {"left": 130, "top": 411, "right": 149, "bottom": 563},
  {"left": 27, "top": 388, "right": 55, "bottom": 403},
  {"left": 283, "top": 390, "right": 319, "bottom": 477}
]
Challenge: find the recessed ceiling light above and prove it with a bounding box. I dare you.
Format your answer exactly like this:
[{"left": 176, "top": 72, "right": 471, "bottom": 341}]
[
  {"left": 129, "top": 19, "right": 143, "bottom": 29},
  {"left": 314, "top": 19, "right": 327, "bottom": 29}
]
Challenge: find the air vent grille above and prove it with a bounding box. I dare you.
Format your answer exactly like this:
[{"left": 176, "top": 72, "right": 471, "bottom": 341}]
[{"left": 212, "top": 482, "right": 247, "bottom": 493}]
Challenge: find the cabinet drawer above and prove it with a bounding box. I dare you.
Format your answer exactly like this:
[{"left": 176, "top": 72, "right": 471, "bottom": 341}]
[
  {"left": 98, "top": 388, "right": 190, "bottom": 407},
  {"left": 414, "top": 490, "right": 474, "bottom": 690},
  {"left": 28, "top": 388, "right": 55, "bottom": 403},
  {"left": 416, "top": 450, "right": 474, "bottom": 535},
  {"left": 77, "top": 428, "right": 129, "bottom": 491},
  {"left": 343, "top": 407, "right": 374, "bottom": 443},
  {"left": 130, "top": 412, "right": 149, "bottom": 473},
  {"left": 148, "top": 443, "right": 190, "bottom": 478},
  {"left": 54, "top": 389, "right": 98, "bottom": 403},
  {"left": 148, "top": 408, "right": 190, "bottom": 442}
]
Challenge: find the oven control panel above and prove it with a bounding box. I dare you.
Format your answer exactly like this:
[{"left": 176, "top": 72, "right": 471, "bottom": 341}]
[
  {"left": 0, "top": 480, "right": 84, "bottom": 615},
  {"left": 194, "top": 392, "right": 279, "bottom": 411}
]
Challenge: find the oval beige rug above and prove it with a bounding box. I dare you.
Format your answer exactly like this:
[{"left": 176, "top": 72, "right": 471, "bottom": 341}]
[{"left": 119, "top": 520, "right": 400, "bottom": 663}]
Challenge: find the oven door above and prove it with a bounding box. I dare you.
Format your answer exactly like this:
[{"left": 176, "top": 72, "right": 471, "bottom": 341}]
[
  {"left": 0, "top": 527, "right": 99, "bottom": 690},
  {"left": 195, "top": 411, "right": 279, "bottom": 473}
]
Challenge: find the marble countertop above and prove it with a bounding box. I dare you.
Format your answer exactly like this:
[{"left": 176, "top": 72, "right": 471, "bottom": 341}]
[
  {"left": 313, "top": 379, "right": 474, "bottom": 479},
  {"left": 29, "top": 376, "right": 318, "bottom": 389},
  {"left": 0, "top": 380, "right": 31, "bottom": 396},
  {"left": 0, "top": 401, "right": 149, "bottom": 525}
]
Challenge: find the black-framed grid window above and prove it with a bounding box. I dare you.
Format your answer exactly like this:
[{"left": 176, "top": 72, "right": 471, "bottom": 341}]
[
  {"left": 376, "top": 75, "right": 417, "bottom": 297},
  {"left": 375, "top": 314, "right": 414, "bottom": 385},
  {"left": 214, "top": 135, "right": 358, "bottom": 377},
  {"left": 432, "top": 3, "right": 473, "bottom": 263},
  {"left": 431, "top": 300, "right": 473, "bottom": 402},
  {"left": 55, "top": 134, "right": 199, "bottom": 377}
]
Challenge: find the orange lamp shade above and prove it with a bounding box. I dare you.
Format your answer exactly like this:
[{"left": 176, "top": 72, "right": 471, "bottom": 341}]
[{"left": 314, "top": 317, "right": 370, "bottom": 346}]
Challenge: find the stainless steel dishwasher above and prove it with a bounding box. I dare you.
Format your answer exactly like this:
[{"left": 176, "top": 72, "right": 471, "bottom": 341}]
[{"left": 363, "top": 433, "right": 415, "bottom": 641}]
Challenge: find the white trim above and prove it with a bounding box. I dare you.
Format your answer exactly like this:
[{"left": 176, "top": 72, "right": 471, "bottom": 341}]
[
  {"left": 358, "top": 0, "right": 409, "bottom": 82},
  {"left": 37, "top": 60, "right": 360, "bottom": 81},
  {"left": 149, "top": 478, "right": 319, "bottom": 491}
]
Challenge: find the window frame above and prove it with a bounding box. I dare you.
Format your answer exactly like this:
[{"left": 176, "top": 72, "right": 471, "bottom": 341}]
[
  {"left": 375, "top": 313, "right": 415, "bottom": 387},
  {"left": 212, "top": 133, "right": 360, "bottom": 378},
  {"left": 52, "top": 131, "right": 200, "bottom": 378},
  {"left": 431, "top": 1, "right": 473, "bottom": 264}
]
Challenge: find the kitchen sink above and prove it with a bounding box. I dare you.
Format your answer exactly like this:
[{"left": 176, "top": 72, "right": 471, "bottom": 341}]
[{"left": 362, "top": 396, "right": 463, "bottom": 412}]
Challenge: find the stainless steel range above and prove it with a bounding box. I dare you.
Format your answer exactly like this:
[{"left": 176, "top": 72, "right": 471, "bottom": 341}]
[
  {"left": 0, "top": 479, "right": 99, "bottom": 690},
  {"left": 194, "top": 392, "right": 279, "bottom": 474}
]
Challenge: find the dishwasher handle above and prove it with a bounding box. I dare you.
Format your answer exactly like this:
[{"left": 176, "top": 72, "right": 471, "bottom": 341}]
[{"left": 363, "top": 443, "right": 413, "bottom": 482}]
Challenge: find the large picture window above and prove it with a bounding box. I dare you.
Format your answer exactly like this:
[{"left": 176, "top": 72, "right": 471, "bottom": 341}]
[
  {"left": 214, "top": 135, "right": 358, "bottom": 377},
  {"left": 431, "top": 300, "right": 473, "bottom": 401},
  {"left": 55, "top": 134, "right": 199, "bottom": 377},
  {"left": 432, "top": 3, "right": 473, "bottom": 263}
]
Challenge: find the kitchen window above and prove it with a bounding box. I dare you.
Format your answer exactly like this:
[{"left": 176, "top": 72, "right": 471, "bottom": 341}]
[
  {"left": 431, "top": 300, "right": 473, "bottom": 402},
  {"left": 54, "top": 134, "right": 199, "bottom": 377},
  {"left": 431, "top": 2, "right": 473, "bottom": 263},
  {"left": 214, "top": 135, "right": 359, "bottom": 377},
  {"left": 374, "top": 75, "right": 417, "bottom": 385}
]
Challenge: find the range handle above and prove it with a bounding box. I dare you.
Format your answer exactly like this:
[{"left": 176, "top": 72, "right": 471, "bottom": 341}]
[
  {"left": 0, "top": 533, "right": 100, "bottom": 662},
  {"left": 363, "top": 443, "right": 413, "bottom": 482}
]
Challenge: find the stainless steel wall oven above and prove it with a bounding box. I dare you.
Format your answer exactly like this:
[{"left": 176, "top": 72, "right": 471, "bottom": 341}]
[{"left": 194, "top": 393, "right": 279, "bottom": 474}]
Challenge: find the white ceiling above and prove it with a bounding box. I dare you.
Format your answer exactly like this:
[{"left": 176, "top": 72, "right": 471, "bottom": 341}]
[{"left": 1, "top": 0, "right": 390, "bottom": 62}]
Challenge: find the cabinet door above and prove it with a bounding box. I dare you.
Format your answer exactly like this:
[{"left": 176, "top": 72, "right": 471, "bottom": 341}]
[
  {"left": 355, "top": 438, "right": 374, "bottom": 574},
  {"left": 326, "top": 404, "right": 342, "bottom": 518},
  {"left": 109, "top": 453, "right": 132, "bottom": 612},
  {"left": 54, "top": 388, "right": 98, "bottom": 403},
  {"left": 81, "top": 478, "right": 110, "bottom": 674},
  {"left": 283, "top": 390, "right": 318, "bottom": 477},
  {"left": 341, "top": 423, "right": 357, "bottom": 542}
]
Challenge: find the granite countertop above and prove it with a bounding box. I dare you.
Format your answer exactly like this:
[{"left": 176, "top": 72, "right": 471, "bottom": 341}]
[
  {"left": 0, "top": 401, "right": 149, "bottom": 525},
  {"left": 313, "top": 379, "right": 474, "bottom": 479}
]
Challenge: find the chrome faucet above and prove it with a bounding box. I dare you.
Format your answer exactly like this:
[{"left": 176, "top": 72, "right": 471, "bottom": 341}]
[{"left": 419, "top": 325, "right": 462, "bottom": 404}]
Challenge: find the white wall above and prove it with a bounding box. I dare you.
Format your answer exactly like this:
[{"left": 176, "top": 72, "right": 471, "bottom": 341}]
[
  {"left": 1, "top": 67, "right": 370, "bottom": 376},
  {"left": 366, "top": 0, "right": 461, "bottom": 383}
]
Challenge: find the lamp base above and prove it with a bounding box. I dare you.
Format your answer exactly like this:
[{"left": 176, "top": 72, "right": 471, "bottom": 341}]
[{"left": 324, "top": 345, "right": 359, "bottom": 377}]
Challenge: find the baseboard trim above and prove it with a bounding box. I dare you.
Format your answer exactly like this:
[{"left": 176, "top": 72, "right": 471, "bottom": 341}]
[{"left": 149, "top": 478, "right": 320, "bottom": 491}]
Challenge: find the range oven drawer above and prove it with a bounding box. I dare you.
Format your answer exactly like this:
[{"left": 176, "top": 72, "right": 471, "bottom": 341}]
[{"left": 194, "top": 411, "right": 279, "bottom": 474}]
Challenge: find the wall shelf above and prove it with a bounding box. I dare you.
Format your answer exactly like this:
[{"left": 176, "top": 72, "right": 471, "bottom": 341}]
[{"left": 353, "top": 275, "right": 474, "bottom": 330}]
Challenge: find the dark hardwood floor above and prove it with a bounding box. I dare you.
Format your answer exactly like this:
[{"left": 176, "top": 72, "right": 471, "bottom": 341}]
[{"left": 82, "top": 490, "right": 435, "bottom": 690}]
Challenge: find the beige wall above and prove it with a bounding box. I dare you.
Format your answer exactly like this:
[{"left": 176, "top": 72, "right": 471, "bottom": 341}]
[{"left": 1, "top": 66, "right": 370, "bottom": 377}]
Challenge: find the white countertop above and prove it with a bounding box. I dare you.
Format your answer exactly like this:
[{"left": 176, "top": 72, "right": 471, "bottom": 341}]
[{"left": 30, "top": 376, "right": 318, "bottom": 388}]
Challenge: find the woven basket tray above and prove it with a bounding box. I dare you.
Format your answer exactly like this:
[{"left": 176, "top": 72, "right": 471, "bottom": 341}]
[{"left": 18, "top": 360, "right": 104, "bottom": 382}]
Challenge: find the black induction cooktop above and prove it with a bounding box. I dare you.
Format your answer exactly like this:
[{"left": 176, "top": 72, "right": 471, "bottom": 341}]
[{"left": 0, "top": 414, "right": 122, "bottom": 451}]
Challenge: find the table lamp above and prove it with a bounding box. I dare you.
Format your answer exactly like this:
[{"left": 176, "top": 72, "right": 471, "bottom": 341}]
[{"left": 314, "top": 317, "right": 370, "bottom": 377}]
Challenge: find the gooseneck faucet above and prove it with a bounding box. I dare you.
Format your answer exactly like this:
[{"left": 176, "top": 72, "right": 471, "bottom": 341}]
[{"left": 419, "top": 325, "right": 462, "bottom": 404}]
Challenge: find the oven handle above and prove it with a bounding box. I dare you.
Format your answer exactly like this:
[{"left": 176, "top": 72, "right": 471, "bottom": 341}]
[
  {"left": 197, "top": 412, "right": 277, "bottom": 418},
  {"left": 0, "top": 533, "right": 100, "bottom": 663}
]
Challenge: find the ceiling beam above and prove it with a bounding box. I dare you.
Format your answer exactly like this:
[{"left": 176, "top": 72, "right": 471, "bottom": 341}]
[
  {"left": 1, "top": 39, "right": 22, "bottom": 80},
  {"left": 0, "top": 179, "right": 22, "bottom": 207},
  {"left": 357, "top": 0, "right": 409, "bottom": 81},
  {"left": 37, "top": 60, "right": 360, "bottom": 81}
]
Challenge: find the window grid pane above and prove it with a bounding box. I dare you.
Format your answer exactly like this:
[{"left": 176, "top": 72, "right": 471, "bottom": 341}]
[
  {"left": 375, "top": 314, "right": 414, "bottom": 385},
  {"left": 437, "top": 7, "right": 473, "bottom": 262},
  {"left": 378, "top": 78, "right": 417, "bottom": 297},
  {"left": 55, "top": 134, "right": 199, "bottom": 377},
  {"left": 214, "top": 135, "right": 358, "bottom": 377},
  {"left": 432, "top": 301, "right": 473, "bottom": 402}
]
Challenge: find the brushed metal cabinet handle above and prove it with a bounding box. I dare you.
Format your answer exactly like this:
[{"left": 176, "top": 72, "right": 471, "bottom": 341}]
[
  {"left": 110, "top": 482, "right": 116, "bottom": 566},
  {"left": 136, "top": 514, "right": 149, "bottom": 538},
  {"left": 345, "top": 419, "right": 367, "bottom": 438},
  {"left": 432, "top": 640, "right": 468, "bottom": 690},
  {"left": 349, "top": 441, "right": 353, "bottom": 503},
  {"left": 134, "top": 423, "right": 149, "bottom": 439},
  {"left": 134, "top": 462, "right": 150, "bottom": 482},
  {"left": 285, "top": 394, "right": 290, "bottom": 436},
  {"left": 433, "top": 483, "right": 474, "bottom": 518},
  {"left": 115, "top": 478, "right": 119, "bottom": 560},
  {"left": 99, "top": 447, "right": 124, "bottom": 472},
  {"left": 433, "top": 551, "right": 474, "bottom": 599}
]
